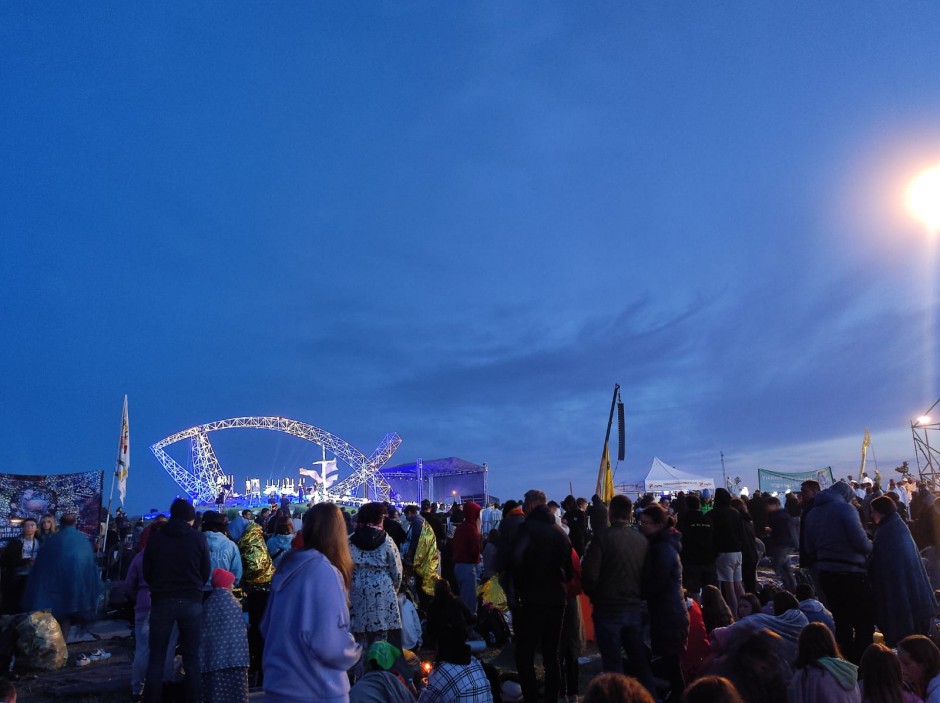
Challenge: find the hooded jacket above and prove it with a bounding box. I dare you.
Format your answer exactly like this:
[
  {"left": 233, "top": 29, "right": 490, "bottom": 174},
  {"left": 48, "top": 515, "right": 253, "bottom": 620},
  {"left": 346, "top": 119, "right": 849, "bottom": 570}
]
[
  {"left": 644, "top": 527, "right": 689, "bottom": 655},
  {"left": 261, "top": 548, "right": 362, "bottom": 703},
  {"left": 788, "top": 658, "right": 860, "bottom": 703},
  {"left": 204, "top": 529, "right": 243, "bottom": 589},
  {"left": 710, "top": 488, "right": 746, "bottom": 554},
  {"left": 349, "top": 527, "right": 402, "bottom": 634},
  {"left": 869, "top": 510, "right": 934, "bottom": 645},
  {"left": 803, "top": 482, "right": 871, "bottom": 573},
  {"left": 452, "top": 502, "right": 482, "bottom": 564}
]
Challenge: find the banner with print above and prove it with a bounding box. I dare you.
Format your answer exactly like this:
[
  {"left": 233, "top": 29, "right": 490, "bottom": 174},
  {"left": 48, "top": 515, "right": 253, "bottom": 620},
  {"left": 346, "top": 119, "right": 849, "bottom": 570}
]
[
  {"left": 0, "top": 471, "right": 103, "bottom": 548},
  {"left": 757, "top": 467, "right": 834, "bottom": 495}
]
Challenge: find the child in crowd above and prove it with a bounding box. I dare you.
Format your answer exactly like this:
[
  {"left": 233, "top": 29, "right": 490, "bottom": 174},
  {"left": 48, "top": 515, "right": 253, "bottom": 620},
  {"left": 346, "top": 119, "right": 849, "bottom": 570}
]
[{"left": 200, "top": 568, "right": 249, "bottom": 703}]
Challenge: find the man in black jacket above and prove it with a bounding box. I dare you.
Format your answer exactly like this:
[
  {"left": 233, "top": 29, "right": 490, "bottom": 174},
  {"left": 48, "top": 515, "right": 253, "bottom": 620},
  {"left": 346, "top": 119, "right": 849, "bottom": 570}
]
[
  {"left": 582, "top": 495, "right": 654, "bottom": 694},
  {"left": 506, "top": 489, "right": 573, "bottom": 703},
  {"left": 143, "top": 498, "right": 210, "bottom": 703},
  {"left": 676, "top": 494, "right": 715, "bottom": 597},
  {"left": 710, "top": 487, "right": 747, "bottom": 615}
]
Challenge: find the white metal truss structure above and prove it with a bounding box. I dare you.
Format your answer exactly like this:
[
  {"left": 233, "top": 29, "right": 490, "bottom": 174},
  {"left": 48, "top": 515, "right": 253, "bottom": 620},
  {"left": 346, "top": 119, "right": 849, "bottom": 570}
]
[{"left": 150, "top": 416, "right": 402, "bottom": 503}]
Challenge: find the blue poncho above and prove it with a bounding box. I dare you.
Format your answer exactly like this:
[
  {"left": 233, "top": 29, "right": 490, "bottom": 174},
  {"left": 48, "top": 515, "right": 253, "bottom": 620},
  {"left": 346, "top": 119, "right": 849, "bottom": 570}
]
[{"left": 23, "top": 526, "right": 100, "bottom": 621}]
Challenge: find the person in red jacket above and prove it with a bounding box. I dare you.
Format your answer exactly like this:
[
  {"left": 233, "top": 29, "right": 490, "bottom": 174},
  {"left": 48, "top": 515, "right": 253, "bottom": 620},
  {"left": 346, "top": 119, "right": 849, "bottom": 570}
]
[
  {"left": 451, "top": 501, "right": 482, "bottom": 615},
  {"left": 559, "top": 548, "right": 584, "bottom": 703}
]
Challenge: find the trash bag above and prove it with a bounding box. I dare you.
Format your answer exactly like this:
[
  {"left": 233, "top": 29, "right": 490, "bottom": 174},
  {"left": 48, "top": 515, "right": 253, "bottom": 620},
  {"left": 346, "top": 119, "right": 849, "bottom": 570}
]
[{"left": 16, "top": 610, "right": 67, "bottom": 671}]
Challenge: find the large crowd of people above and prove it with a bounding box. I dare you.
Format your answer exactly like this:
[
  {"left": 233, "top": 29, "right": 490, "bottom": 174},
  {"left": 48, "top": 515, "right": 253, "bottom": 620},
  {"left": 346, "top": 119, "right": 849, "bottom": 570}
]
[{"left": 3, "top": 469, "right": 940, "bottom": 703}]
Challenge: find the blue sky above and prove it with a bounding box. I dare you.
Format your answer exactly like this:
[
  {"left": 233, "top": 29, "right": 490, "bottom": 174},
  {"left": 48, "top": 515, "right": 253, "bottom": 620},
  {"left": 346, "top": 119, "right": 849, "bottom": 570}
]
[{"left": 2, "top": 3, "right": 938, "bottom": 515}]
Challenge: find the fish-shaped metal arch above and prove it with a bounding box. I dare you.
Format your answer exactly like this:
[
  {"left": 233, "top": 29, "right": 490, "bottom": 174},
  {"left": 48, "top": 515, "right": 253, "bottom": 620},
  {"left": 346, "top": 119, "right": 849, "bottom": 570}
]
[{"left": 149, "top": 416, "right": 401, "bottom": 503}]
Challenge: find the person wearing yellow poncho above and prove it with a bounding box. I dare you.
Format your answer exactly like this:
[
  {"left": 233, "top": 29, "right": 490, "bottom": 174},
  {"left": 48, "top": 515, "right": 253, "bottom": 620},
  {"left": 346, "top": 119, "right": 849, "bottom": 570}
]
[
  {"left": 401, "top": 505, "right": 439, "bottom": 599},
  {"left": 237, "top": 521, "right": 275, "bottom": 685}
]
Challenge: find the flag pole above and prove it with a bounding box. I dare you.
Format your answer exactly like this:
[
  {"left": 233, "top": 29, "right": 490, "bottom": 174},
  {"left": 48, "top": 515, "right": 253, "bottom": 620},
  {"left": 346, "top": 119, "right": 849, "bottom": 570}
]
[
  {"left": 596, "top": 384, "right": 620, "bottom": 502},
  {"left": 604, "top": 384, "right": 620, "bottom": 449},
  {"left": 99, "top": 395, "right": 128, "bottom": 573}
]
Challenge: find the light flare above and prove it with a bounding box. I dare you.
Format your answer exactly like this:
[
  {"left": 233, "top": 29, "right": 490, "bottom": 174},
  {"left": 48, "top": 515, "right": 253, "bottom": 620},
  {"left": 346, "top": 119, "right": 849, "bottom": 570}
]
[{"left": 907, "top": 163, "right": 940, "bottom": 233}]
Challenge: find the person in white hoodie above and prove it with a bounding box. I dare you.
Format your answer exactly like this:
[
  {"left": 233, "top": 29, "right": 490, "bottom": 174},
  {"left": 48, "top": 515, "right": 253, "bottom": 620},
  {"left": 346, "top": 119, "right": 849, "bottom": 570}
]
[{"left": 261, "top": 503, "right": 362, "bottom": 703}]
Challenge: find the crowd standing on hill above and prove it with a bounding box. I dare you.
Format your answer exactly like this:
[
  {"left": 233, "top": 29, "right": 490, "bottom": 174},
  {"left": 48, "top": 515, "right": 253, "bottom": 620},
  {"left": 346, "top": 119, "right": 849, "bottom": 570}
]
[{"left": 4, "top": 469, "right": 940, "bottom": 703}]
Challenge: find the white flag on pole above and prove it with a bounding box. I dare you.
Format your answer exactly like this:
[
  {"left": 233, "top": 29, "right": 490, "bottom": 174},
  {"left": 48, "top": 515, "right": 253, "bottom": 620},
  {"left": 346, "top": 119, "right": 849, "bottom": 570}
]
[{"left": 116, "top": 395, "right": 130, "bottom": 505}]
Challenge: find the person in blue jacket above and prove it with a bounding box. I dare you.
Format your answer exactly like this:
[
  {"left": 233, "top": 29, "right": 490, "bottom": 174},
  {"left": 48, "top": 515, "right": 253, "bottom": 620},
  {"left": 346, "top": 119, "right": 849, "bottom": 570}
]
[{"left": 803, "top": 481, "right": 873, "bottom": 663}]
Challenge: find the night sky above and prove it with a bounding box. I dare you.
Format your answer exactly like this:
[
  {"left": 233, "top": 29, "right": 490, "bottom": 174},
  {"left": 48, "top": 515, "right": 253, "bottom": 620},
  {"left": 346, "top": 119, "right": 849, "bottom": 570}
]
[{"left": 2, "top": 3, "right": 938, "bottom": 515}]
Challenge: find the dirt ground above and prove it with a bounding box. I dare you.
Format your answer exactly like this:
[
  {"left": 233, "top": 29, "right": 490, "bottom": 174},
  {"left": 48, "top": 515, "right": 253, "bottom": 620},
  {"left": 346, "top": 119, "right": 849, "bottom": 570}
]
[{"left": 12, "top": 619, "right": 604, "bottom": 703}]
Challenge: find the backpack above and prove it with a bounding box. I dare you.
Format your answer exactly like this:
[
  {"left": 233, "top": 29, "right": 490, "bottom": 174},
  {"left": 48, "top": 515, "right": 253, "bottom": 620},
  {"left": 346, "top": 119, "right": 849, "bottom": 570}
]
[{"left": 477, "top": 602, "right": 510, "bottom": 647}]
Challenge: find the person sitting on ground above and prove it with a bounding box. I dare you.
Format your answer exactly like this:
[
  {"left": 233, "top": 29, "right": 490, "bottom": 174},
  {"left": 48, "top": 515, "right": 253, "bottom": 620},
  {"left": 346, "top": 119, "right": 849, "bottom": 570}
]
[
  {"left": 349, "top": 641, "right": 415, "bottom": 703},
  {"left": 709, "top": 592, "right": 809, "bottom": 667},
  {"left": 265, "top": 516, "right": 295, "bottom": 569},
  {"left": 726, "top": 629, "right": 793, "bottom": 703},
  {"left": 425, "top": 579, "right": 474, "bottom": 650},
  {"left": 583, "top": 673, "right": 655, "bottom": 703},
  {"left": 682, "top": 676, "right": 745, "bottom": 703},
  {"left": 898, "top": 635, "right": 940, "bottom": 703},
  {"left": 397, "top": 584, "right": 422, "bottom": 652},
  {"left": 701, "top": 584, "right": 734, "bottom": 633},
  {"left": 795, "top": 583, "right": 835, "bottom": 634},
  {"left": 200, "top": 569, "right": 249, "bottom": 703},
  {"left": 735, "top": 593, "right": 763, "bottom": 621},
  {"left": 858, "top": 642, "right": 922, "bottom": 703},
  {"left": 788, "top": 622, "right": 861, "bottom": 703},
  {"left": 418, "top": 625, "right": 493, "bottom": 703}
]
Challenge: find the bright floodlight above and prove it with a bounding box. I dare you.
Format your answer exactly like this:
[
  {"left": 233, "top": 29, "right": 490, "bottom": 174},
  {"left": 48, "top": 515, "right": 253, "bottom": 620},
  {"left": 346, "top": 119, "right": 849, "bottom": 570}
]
[
  {"left": 918, "top": 415, "right": 932, "bottom": 425},
  {"left": 907, "top": 163, "right": 940, "bottom": 232}
]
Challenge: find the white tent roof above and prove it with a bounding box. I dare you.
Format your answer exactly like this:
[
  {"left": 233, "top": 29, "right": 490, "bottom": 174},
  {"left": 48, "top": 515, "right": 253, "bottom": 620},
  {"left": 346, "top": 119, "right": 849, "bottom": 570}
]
[{"left": 644, "top": 457, "right": 715, "bottom": 493}]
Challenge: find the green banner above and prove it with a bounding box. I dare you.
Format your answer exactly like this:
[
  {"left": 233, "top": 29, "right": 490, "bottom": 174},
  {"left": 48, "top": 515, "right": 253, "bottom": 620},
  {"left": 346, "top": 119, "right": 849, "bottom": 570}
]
[{"left": 757, "top": 467, "right": 834, "bottom": 494}]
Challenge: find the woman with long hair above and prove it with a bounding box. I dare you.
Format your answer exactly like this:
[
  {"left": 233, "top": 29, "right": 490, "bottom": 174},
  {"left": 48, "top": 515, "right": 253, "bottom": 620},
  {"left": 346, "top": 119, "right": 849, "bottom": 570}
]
[
  {"left": 701, "top": 584, "right": 734, "bottom": 633},
  {"left": 639, "top": 503, "right": 689, "bottom": 701},
  {"left": 736, "top": 593, "right": 763, "bottom": 620},
  {"left": 859, "top": 643, "right": 922, "bottom": 703},
  {"left": 789, "top": 622, "right": 860, "bottom": 702},
  {"left": 37, "top": 514, "right": 58, "bottom": 543},
  {"left": 261, "top": 503, "right": 361, "bottom": 703},
  {"left": 898, "top": 635, "right": 940, "bottom": 702}
]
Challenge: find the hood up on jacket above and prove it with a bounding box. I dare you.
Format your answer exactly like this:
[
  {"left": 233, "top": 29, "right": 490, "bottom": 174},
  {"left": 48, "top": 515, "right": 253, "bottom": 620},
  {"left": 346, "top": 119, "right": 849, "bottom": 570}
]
[
  {"left": 350, "top": 525, "right": 387, "bottom": 551},
  {"left": 462, "top": 502, "right": 482, "bottom": 523},
  {"left": 815, "top": 481, "right": 855, "bottom": 507}
]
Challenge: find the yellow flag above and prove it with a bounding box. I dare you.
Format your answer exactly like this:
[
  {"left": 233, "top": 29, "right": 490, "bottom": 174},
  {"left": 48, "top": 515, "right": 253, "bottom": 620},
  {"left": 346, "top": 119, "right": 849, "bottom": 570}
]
[{"left": 596, "top": 441, "right": 614, "bottom": 503}]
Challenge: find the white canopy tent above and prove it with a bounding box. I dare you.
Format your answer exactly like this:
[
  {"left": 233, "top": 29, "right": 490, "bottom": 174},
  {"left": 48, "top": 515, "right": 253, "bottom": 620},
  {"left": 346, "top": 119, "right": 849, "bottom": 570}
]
[{"left": 644, "top": 457, "right": 715, "bottom": 493}]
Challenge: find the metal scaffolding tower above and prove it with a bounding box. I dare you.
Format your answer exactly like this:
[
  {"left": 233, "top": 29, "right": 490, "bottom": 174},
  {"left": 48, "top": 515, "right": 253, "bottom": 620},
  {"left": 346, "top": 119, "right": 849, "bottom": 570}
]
[{"left": 150, "top": 416, "right": 401, "bottom": 503}]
